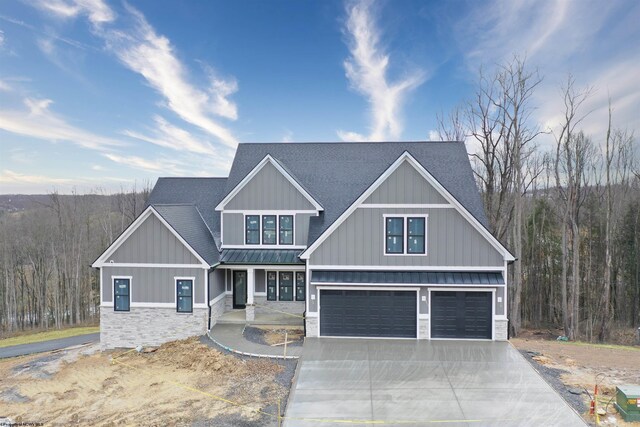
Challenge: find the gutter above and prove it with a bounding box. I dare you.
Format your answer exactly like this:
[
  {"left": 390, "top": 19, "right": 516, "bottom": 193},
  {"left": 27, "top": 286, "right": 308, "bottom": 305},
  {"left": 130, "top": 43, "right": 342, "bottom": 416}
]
[{"left": 207, "top": 262, "right": 220, "bottom": 331}]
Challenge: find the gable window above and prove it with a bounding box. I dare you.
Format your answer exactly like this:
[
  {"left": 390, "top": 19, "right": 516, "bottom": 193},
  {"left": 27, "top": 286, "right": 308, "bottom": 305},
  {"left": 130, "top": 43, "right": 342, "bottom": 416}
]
[
  {"left": 295, "top": 272, "right": 305, "bottom": 301},
  {"left": 176, "top": 279, "right": 193, "bottom": 313},
  {"left": 407, "top": 217, "right": 426, "bottom": 254},
  {"left": 385, "top": 217, "right": 404, "bottom": 254},
  {"left": 279, "top": 271, "right": 294, "bottom": 301},
  {"left": 267, "top": 271, "right": 277, "bottom": 301},
  {"left": 114, "top": 278, "right": 130, "bottom": 311},
  {"left": 262, "top": 215, "right": 277, "bottom": 245},
  {"left": 279, "top": 215, "right": 294, "bottom": 245},
  {"left": 246, "top": 215, "right": 260, "bottom": 244}
]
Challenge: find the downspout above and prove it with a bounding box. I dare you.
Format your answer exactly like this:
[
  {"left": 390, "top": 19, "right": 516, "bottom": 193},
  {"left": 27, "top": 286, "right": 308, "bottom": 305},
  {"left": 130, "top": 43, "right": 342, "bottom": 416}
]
[{"left": 207, "top": 263, "right": 220, "bottom": 331}]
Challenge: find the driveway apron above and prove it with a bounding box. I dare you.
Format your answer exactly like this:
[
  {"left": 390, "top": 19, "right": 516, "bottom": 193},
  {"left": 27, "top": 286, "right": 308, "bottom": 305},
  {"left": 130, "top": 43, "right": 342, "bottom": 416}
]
[{"left": 284, "top": 338, "right": 586, "bottom": 427}]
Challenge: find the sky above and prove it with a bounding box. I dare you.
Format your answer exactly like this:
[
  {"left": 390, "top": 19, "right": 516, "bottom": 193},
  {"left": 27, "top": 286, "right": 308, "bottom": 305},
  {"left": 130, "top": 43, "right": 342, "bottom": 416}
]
[{"left": 0, "top": 0, "right": 638, "bottom": 194}]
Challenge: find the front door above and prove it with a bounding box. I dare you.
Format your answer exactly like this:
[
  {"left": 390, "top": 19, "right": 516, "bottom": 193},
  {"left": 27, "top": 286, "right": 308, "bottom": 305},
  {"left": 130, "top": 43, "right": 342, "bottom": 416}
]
[{"left": 233, "top": 271, "right": 247, "bottom": 309}]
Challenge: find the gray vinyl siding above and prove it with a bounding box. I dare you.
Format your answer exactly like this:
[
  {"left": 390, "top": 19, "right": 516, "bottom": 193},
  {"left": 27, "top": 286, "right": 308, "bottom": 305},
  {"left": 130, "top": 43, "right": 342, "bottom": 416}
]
[
  {"left": 364, "top": 161, "right": 448, "bottom": 204},
  {"left": 102, "top": 266, "right": 206, "bottom": 305},
  {"left": 223, "top": 213, "right": 244, "bottom": 245},
  {"left": 223, "top": 212, "right": 313, "bottom": 246},
  {"left": 225, "top": 162, "right": 316, "bottom": 211},
  {"left": 110, "top": 213, "right": 201, "bottom": 264},
  {"left": 255, "top": 269, "right": 266, "bottom": 292},
  {"left": 208, "top": 269, "right": 225, "bottom": 301},
  {"left": 309, "top": 208, "right": 503, "bottom": 267}
]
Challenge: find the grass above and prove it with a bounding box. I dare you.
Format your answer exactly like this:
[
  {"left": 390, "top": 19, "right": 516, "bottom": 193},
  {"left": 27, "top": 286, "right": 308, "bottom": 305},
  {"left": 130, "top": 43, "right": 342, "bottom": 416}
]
[
  {"left": 0, "top": 326, "right": 99, "bottom": 348},
  {"left": 563, "top": 340, "right": 640, "bottom": 351}
]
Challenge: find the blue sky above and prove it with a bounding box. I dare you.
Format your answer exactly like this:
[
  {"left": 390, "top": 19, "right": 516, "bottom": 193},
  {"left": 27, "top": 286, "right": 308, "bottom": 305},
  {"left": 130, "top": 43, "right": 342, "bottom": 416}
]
[{"left": 0, "top": 0, "right": 638, "bottom": 194}]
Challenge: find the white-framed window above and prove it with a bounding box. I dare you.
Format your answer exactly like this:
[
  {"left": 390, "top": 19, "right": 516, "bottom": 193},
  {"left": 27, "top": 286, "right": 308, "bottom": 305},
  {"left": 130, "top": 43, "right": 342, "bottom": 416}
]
[
  {"left": 113, "top": 276, "right": 131, "bottom": 312},
  {"left": 383, "top": 214, "right": 428, "bottom": 256},
  {"left": 175, "top": 277, "right": 194, "bottom": 313},
  {"left": 243, "top": 213, "right": 295, "bottom": 246}
]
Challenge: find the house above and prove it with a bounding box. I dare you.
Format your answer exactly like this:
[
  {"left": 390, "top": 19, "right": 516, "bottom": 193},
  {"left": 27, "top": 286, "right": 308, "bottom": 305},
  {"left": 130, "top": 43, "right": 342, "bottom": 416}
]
[{"left": 92, "top": 142, "right": 515, "bottom": 349}]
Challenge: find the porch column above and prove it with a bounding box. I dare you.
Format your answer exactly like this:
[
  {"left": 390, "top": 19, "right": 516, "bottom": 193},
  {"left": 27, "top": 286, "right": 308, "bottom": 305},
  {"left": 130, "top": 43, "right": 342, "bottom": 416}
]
[{"left": 246, "top": 268, "right": 255, "bottom": 321}]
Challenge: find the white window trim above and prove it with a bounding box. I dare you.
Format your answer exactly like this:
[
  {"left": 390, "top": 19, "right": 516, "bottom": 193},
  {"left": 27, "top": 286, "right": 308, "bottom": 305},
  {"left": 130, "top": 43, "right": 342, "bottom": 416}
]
[
  {"left": 112, "top": 276, "right": 132, "bottom": 312},
  {"left": 243, "top": 212, "right": 295, "bottom": 247},
  {"left": 175, "top": 276, "right": 195, "bottom": 313},
  {"left": 383, "top": 214, "right": 428, "bottom": 256}
]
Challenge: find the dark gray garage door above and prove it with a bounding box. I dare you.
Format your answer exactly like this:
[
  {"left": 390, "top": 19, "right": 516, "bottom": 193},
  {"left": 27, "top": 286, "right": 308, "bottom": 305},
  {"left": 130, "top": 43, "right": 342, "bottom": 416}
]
[
  {"left": 431, "top": 291, "right": 492, "bottom": 339},
  {"left": 320, "top": 290, "right": 417, "bottom": 338}
]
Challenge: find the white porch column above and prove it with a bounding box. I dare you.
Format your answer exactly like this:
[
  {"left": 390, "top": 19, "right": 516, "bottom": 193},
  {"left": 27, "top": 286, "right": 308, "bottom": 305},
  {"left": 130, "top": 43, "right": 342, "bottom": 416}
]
[{"left": 246, "top": 268, "right": 255, "bottom": 322}]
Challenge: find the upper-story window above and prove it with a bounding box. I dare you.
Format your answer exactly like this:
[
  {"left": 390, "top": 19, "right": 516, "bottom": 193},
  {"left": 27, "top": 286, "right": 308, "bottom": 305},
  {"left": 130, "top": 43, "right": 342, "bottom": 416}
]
[
  {"left": 245, "top": 214, "right": 295, "bottom": 246},
  {"left": 385, "top": 215, "right": 427, "bottom": 255}
]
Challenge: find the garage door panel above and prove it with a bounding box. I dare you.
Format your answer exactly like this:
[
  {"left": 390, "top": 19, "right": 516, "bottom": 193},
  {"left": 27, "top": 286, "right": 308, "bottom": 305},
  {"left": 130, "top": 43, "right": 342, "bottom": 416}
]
[
  {"left": 431, "top": 291, "right": 492, "bottom": 339},
  {"left": 320, "top": 290, "right": 417, "bottom": 338}
]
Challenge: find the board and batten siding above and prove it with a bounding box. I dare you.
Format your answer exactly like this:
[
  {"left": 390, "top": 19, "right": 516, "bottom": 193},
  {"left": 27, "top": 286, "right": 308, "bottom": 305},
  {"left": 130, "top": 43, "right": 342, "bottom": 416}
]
[
  {"left": 109, "top": 213, "right": 200, "bottom": 264},
  {"left": 208, "top": 269, "right": 225, "bottom": 302},
  {"left": 102, "top": 266, "right": 205, "bottom": 305},
  {"left": 309, "top": 207, "right": 503, "bottom": 267},
  {"left": 223, "top": 212, "right": 313, "bottom": 246},
  {"left": 364, "top": 161, "right": 448, "bottom": 205},
  {"left": 225, "top": 162, "right": 316, "bottom": 211}
]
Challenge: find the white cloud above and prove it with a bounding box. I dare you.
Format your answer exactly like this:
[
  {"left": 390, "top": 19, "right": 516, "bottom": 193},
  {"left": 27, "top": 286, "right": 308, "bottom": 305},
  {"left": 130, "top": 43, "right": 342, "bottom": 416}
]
[
  {"left": 32, "top": 0, "right": 115, "bottom": 26},
  {"left": 338, "top": 0, "right": 426, "bottom": 142},
  {"left": 428, "top": 130, "right": 440, "bottom": 141},
  {"left": 0, "top": 97, "right": 125, "bottom": 151},
  {"left": 100, "top": 4, "right": 239, "bottom": 148},
  {"left": 102, "top": 153, "right": 187, "bottom": 175},
  {"left": 0, "top": 29, "right": 5, "bottom": 47}
]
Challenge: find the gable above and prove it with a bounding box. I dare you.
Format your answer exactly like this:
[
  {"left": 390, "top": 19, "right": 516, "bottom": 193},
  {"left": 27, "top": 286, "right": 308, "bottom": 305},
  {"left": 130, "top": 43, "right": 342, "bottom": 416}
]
[
  {"left": 224, "top": 161, "right": 318, "bottom": 211},
  {"left": 108, "top": 213, "right": 201, "bottom": 264},
  {"left": 364, "top": 160, "right": 448, "bottom": 205}
]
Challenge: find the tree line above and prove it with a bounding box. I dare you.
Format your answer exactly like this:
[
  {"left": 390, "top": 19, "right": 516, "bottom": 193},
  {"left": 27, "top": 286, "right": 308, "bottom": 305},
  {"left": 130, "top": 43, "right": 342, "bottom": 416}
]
[
  {"left": 0, "top": 187, "right": 149, "bottom": 334},
  {"left": 438, "top": 56, "right": 639, "bottom": 341}
]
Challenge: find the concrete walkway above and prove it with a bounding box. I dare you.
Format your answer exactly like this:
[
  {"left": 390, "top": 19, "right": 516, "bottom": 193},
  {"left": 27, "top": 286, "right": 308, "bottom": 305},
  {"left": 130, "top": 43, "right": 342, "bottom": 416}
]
[
  {"left": 0, "top": 333, "right": 100, "bottom": 359},
  {"left": 207, "top": 323, "right": 303, "bottom": 359}
]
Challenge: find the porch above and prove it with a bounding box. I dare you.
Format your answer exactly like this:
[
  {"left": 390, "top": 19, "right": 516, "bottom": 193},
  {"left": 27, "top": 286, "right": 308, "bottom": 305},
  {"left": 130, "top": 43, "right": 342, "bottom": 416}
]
[{"left": 216, "top": 306, "right": 304, "bottom": 326}]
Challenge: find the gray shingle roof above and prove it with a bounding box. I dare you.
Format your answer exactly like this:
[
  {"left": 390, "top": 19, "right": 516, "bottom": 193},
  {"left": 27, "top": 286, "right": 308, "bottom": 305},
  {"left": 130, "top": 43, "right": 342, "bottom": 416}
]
[
  {"left": 311, "top": 271, "right": 504, "bottom": 285},
  {"left": 224, "top": 142, "right": 488, "bottom": 246},
  {"left": 220, "top": 249, "right": 304, "bottom": 264}
]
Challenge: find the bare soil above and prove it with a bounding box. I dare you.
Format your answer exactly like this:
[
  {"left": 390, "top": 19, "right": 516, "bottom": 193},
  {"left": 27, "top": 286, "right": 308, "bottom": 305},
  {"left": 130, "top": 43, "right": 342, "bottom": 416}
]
[
  {"left": 512, "top": 331, "right": 640, "bottom": 426},
  {"left": 246, "top": 326, "right": 304, "bottom": 347},
  {"left": 0, "top": 337, "right": 291, "bottom": 426}
]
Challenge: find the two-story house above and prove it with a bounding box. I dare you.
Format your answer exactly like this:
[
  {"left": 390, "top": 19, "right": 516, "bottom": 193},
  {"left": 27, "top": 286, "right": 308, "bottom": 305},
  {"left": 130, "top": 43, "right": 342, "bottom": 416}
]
[{"left": 93, "top": 142, "right": 514, "bottom": 349}]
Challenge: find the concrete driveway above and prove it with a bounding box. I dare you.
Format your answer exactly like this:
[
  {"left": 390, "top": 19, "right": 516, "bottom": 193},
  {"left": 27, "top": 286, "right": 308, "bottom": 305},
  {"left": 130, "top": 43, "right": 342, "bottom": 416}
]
[
  {"left": 0, "top": 333, "right": 99, "bottom": 359},
  {"left": 285, "top": 339, "right": 586, "bottom": 427}
]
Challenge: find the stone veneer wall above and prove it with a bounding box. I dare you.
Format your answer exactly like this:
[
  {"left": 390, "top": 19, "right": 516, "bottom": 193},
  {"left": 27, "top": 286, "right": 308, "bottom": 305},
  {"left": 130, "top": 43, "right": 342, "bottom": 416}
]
[
  {"left": 253, "top": 296, "right": 305, "bottom": 315},
  {"left": 100, "top": 307, "right": 207, "bottom": 350},
  {"left": 494, "top": 319, "right": 508, "bottom": 341},
  {"left": 305, "top": 316, "right": 318, "bottom": 337},
  {"left": 418, "top": 318, "right": 429, "bottom": 339}
]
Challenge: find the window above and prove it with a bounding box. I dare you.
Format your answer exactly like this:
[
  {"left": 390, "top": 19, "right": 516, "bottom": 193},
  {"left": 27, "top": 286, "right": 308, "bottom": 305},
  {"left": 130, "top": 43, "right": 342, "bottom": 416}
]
[
  {"left": 385, "top": 217, "right": 404, "bottom": 254},
  {"left": 262, "top": 215, "right": 277, "bottom": 245},
  {"left": 114, "top": 278, "right": 130, "bottom": 311},
  {"left": 279, "top": 271, "right": 293, "bottom": 301},
  {"left": 246, "top": 215, "right": 260, "bottom": 244},
  {"left": 279, "top": 215, "right": 293, "bottom": 245},
  {"left": 267, "top": 271, "right": 277, "bottom": 301},
  {"left": 407, "top": 217, "right": 426, "bottom": 254},
  {"left": 295, "top": 272, "right": 305, "bottom": 301},
  {"left": 176, "top": 279, "right": 193, "bottom": 313}
]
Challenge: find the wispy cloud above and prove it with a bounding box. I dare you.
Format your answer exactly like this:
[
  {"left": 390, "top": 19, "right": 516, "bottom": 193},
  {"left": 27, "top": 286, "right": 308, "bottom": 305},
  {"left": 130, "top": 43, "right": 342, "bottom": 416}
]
[
  {"left": 31, "top": 0, "right": 115, "bottom": 26},
  {"left": 0, "top": 97, "right": 125, "bottom": 151},
  {"left": 338, "top": 0, "right": 426, "bottom": 142},
  {"left": 0, "top": 169, "right": 134, "bottom": 194},
  {"left": 0, "top": 170, "right": 74, "bottom": 185},
  {"left": 102, "top": 153, "right": 187, "bottom": 175}
]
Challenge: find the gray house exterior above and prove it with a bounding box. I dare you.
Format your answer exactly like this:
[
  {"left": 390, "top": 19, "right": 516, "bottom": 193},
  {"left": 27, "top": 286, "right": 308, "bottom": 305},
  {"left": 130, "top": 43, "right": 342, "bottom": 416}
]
[{"left": 93, "top": 142, "right": 514, "bottom": 349}]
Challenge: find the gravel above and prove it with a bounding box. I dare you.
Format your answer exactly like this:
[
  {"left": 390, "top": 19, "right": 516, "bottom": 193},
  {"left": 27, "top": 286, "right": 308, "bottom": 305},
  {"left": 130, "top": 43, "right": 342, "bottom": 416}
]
[{"left": 518, "top": 349, "right": 588, "bottom": 416}]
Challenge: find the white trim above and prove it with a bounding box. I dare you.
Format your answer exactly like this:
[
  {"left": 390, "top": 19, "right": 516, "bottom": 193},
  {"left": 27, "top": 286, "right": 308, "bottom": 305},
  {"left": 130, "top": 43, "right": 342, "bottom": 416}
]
[
  {"left": 310, "top": 281, "right": 505, "bottom": 287},
  {"left": 221, "top": 245, "right": 307, "bottom": 250},
  {"left": 418, "top": 314, "right": 429, "bottom": 319},
  {"left": 209, "top": 292, "right": 226, "bottom": 306},
  {"left": 112, "top": 276, "right": 132, "bottom": 311},
  {"left": 215, "top": 154, "right": 324, "bottom": 211},
  {"left": 254, "top": 292, "right": 267, "bottom": 296},
  {"left": 92, "top": 206, "right": 210, "bottom": 268},
  {"left": 308, "top": 265, "right": 504, "bottom": 271},
  {"left": 359, "top": 204, "right": 453, "bottom": 209},
  {"left": 427, "top": 287, "right": 496, "bottom": 340},
  {"left": 382, "top": 214, "right": 428, "bottom": 257},
  {"left": 219, "top": 264, "right": 305, "bottom": 271},
  {"left": 131, "top": 302, "right": 175, "bottom": 308},
  {"left": 99, "top": 268, "right": 103, "bottom": 305},
  {"left": 243, "top": 212, "right": 296, "bottom": 247},
  {"left": 175, "top": 276, "right": 195, "bottom": 312},
  {"left": 300, "top": 151, "right": 514, "bottom": 261},
  {"left": 99, "top": 263, "right": 205, "bottom": 268},
  {"left": 224, "top": 209, "right": 319, "bottom": 214}
]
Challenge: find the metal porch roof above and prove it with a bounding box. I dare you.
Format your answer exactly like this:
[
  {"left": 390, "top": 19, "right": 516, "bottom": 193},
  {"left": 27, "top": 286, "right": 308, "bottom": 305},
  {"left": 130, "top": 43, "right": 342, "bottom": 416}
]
[
  {"left": 310, "top": 271, "right": 504, "bottom": 285},
  {"left": 220, "top": 249, "right": 304, "bottom": 265}
]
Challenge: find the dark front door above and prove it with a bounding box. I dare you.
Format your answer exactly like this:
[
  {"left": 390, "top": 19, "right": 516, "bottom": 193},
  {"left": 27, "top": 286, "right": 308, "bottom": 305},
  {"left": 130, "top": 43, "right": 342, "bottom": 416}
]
[
  {"left": 431, "top": 291, "right": 492, "bottom": 339},
  {"left": 319, "top": 289, "right": 417, "bottom": 338},
  {"left": 233, "top": 271, "right": 247, "bottom": 309}
]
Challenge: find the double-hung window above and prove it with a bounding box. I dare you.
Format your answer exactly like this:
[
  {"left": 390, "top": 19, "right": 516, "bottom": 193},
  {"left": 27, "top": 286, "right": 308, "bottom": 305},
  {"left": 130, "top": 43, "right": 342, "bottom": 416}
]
[
  {"left": 295, "top": 272, "right": 305, "bottom": 301},
  {"left": 262, "top": 215, "right": 277, "bottom": 245},
  {"left": 176, "top": 279, "right": 193, "bottom": 313},
  {"left": 246, "top": 215, "right": 260, "bottom": 244},
  {"left": 279, "top": 271, "right": 294, "bottom": 301},
  {"left": 385, "top": 216, "right": 427, "bottom": 255},
  {"left": 267, "top": 271, "right": 277, "bottom": 301},
  {"left": 114, "top": 278, "right": 130, "bottom": 311},
  {"left": 279, "top": 215, "right": 293, "bottom": 245}
]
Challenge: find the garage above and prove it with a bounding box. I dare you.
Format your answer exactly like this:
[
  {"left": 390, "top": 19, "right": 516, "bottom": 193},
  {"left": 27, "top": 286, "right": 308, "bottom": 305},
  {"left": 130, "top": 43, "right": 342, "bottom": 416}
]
[
  {"left": 430, "top": 291, "right": 492, "bottom": 339},
  {"left": 319, "top": 289, "right": 417, "bottom": 338}
]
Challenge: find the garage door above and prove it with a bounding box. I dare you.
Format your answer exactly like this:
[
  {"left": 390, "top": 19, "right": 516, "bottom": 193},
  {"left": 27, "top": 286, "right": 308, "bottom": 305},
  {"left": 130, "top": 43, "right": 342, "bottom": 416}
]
[
  {"left": 431, "top": 291, "right": 492, "bottom": 339},
  {"left": 320, "top": 290, "right": 417, "bottom": 338}
]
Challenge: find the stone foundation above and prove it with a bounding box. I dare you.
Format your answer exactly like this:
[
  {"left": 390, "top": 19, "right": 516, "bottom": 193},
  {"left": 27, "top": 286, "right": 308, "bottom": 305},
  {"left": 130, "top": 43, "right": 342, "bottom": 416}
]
[
  {"left": 305, "top": 316, "right": 319, "bottom": 337},
  {"left": 100, "top": 307, "right": 207, "bottom": 350},
  {"left": 495, "top": 318, "right": 508, "bottom": 341},
  {"left": 418, "top": 318, "right": 429, "bottom": 339},
  {"left": 253, "top": 296, "right": 305, "bottom": 315},
  {"left": 208, "top": 295, "right": 226, "bottom": 328}
]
